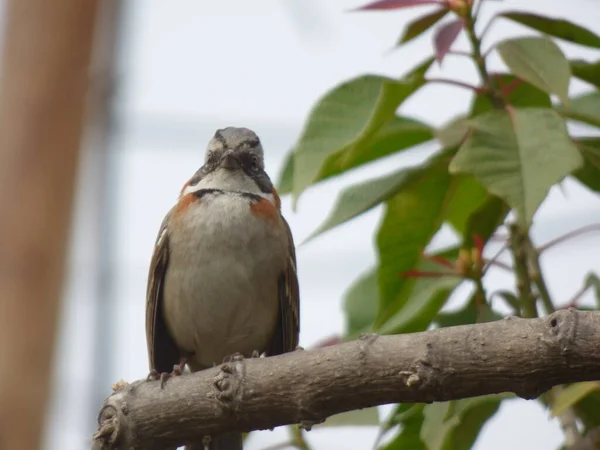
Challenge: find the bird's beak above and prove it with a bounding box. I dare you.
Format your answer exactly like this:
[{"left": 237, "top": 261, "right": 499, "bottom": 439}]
[{"left": 220, "top": 149, "right": 239, "bottom": 170}]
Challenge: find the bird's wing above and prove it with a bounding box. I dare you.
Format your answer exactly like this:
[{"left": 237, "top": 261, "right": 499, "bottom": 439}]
[
  {"left": 270, "top": 215, "right": 300, "bottom": 356},
  {"left": 145, "top": 210, "right": 181, "bottom": 373}
]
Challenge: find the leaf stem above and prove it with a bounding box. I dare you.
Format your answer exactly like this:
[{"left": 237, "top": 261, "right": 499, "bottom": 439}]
[
  {"left": 291, "top": 426, "right": 312, "bottom": 450},
  {"left": 538, "top": 223, "right": 600, "bottom": 253},
  {"left": 565, "top": 283, "right": 590, "bottom": 309},
  {"left": 463, "top": 6, "right": 503, "bottom": 108},
  {"left": 425, "top": 77, "right": 485, "bottom": 92},
  {"left": 446, "top": 50, "right": 474, "bottom": 58},
  {"left": 546, "top": 387, "right": 581, "bottom": 447},
  {"left": 482, "top": 242, "right": 509, "bottom": 275},
  {"left": 479, "top": 14, "right": 497, "bottom": 43},
  {"left": 484, "top": 259, "right": 512, "bottom": 273}
]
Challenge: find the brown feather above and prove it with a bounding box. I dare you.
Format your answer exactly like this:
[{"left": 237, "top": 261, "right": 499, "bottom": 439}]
[
  {"left": 145, "top": 209, "right": 181, "bottom": 373},
  {"left": 269, "top": 215, "right": 300, "bottom": 356}
]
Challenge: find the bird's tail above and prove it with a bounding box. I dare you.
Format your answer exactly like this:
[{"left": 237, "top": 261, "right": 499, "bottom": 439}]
[{"left": 185, "top": 433, "right": 243, "bottom": 450}]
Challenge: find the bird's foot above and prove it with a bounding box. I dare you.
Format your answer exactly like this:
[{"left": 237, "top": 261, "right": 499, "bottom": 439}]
[{"left": 146, "top": 358, "right": 188, "bottom": 389}]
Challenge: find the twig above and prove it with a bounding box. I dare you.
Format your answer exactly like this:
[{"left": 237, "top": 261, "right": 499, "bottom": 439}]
[
  {"left": 482, "top": 242, "right": 509, "bottom": 275},
  {"left": 484, "top": 259, "right": 512, "bottom": 272},
  {"left": 538, "top": 224, "right": 600, "bottom": 253},
  {"left": 464, "top": 6, "right": 503, "bottom": 108},
  {"left": 425, "top": 77, "right": 485, "bottom": 92},
  {"left": 291, "top": 425, "right": 312, "bottom": 450},
  {"left": 547, "top": 386, "right": 581, "bottom": 448},
  {"left": 565, "top": 284, "right": 590, "bottom": 309},
  {"left": 446, "top": 50, "right": 474, "bottom": 58}
]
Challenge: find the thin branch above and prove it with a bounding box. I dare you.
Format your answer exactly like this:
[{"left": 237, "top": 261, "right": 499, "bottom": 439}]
[
  {"left": 464, "top": 7, "right": 503, "bottom": 108},
  {"left": 479, "top": 14, "right": 497, "bottom": 42},
  {"left": 509, "top": 224, "right": 537, "bottom": 318},
  {"left": 538, "top": 224, "right": 600, "bottom": 253},
  {"left": 291, "top": 425, "right": 311, "bottom": 450},
  {"left": 484, "top": 259, "right": 512, "bottom": 272},
  {"left": 482, "top": 242, "right": 509, "bottom": 275},
  {"left": 547, "top": 386, "right": 581, "bottom": 447},
  {"left": 425, "top": 77, "right": 485, "bottom": 92},
  {"left": 472, "top": 0, "right": 485, "bottom": 21},
  {"left": 92, "top": 310, "right": 600, "bottom": 450},
  {"left": 446, "top": 50, "right": 474, "bottom": 58},
  {"left": 565, "top": 284, "right": 590, "bottom": 309}
]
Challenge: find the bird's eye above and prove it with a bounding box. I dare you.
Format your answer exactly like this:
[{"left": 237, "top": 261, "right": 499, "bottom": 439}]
[{"left": 251, "top": 155, "right": 259, "bottom": 171}]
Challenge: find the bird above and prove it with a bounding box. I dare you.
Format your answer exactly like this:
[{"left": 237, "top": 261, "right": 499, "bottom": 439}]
[{"left": 145, "top": 127, "right": 300, "bottom": 450}]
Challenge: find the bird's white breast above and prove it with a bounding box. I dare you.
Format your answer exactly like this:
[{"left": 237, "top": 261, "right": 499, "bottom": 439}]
[{"left": 163, "top": 191, "right": 288, "bottom": 369}]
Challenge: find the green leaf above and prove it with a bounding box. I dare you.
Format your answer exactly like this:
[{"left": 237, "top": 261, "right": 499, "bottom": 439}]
[
  {"left": 436, "top": 116, "right": 470, "bottom": 148},
  {"left": 319, "top": 116, "right": 434, "bottom": 186},
  {"left": 277, "top": 116, "right": 434, "bottom": 195},
  {"left": 379, "top": 405, "right": 426, "bottom": 450},
  {"left": 421, "top": 402, "right": 459, "bottom": 450},
  {"left": 378, "top": 247, "right": 462, "bottom": 334},
  {"left": 497, "top": 36, "right": 571, "bottom": 105},
  {"left": 276, "top": 151, "right": 294, "bottom": 194},
  {"left": 305, "top": 166, "right": 420, "bottom": 243},
  {"left": 444, "top": 176, "right": 488, "bottom": 235},
  {"left": 319, "top": 407, "right": 380, "bottom": 427},
  {"left": 421, "top": 395, "right": 508, "bottom": 450},
  {"left": 449, "top": 108, "right": 583, "bottom": 227},
  {"left": 385, "top": 403, "right": 423, "bottom": 430},
  {"left": 471, "top": 74, "right": 552, "bottom": 116},
  {"left": 344, "top": 268, "right": 379, "bottom": 338},
  {"left": 493, "top": 290, "right": 521, "bottom": 314},
  {"left": 551, "top": 382, "right": 600, "bottom": 417},
  {"left": 574, "top": 138, "right": 600, "bottom": 192},
  {"left": 379, "top": 273, "right": 462, "bottom": 335},
  {"left": 435, "top": 293, "right": 504, "bottom": 328},
  {"left": 500, "top": 11, "right": 600, "bottom": 49},
  {"left": 435, "top": 302, "right": 478, "bottom": 328},
  {"left": 574, "top": 391, "right": 600, "bottom": 429},
  {"left": 462, "top": 195, "right": 509, "bottom": 247},
  {"left": 571, "top": 59, "right": 600, "bottom": 88},
  {"left": 398, "top": 8, "right": 449, "bottom": 44},
  {"left": 584, "top": 272, "right": 600, "bottom": 307},
  {"left": 291, "top": 58, "right": 434, "bottom": 205},
  {"left": 376, "top": 152, "right": 455, "bottom": 323},
  {"left": 557, "top": 91, "right": 600, "bottom": 128}
]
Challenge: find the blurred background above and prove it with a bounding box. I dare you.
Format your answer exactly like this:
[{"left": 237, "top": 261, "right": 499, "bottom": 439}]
[{"left": 0, "top": 1, "right": 599, "bottom": 449}]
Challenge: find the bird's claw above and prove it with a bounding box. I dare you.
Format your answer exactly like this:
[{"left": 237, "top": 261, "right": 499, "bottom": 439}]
[{"left": 146, "top": 359, "right": 188, "bottom": 388}]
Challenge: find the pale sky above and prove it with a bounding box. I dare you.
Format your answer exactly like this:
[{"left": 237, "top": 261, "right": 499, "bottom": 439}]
[{"left": 38, "top": 1, "right": 600, "bottom": 449}]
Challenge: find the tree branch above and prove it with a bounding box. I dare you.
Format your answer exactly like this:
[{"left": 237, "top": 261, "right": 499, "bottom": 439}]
[{"left": 92, "top": 309, "right": 600, "bottom": 450}]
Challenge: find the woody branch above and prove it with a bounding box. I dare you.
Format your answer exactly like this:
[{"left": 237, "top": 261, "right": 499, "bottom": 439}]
[{"left": 92, "top": 309, "right": 600, "bottom": 450}]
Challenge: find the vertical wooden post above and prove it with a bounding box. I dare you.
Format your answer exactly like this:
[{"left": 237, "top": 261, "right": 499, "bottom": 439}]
[{"left": 0, "top": 1, "right": 100, "bottom": 449}]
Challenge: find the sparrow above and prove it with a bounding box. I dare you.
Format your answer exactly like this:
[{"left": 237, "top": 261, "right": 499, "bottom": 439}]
[{"left": 145, "top": 127, "right": 300, "bottom": 450}]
